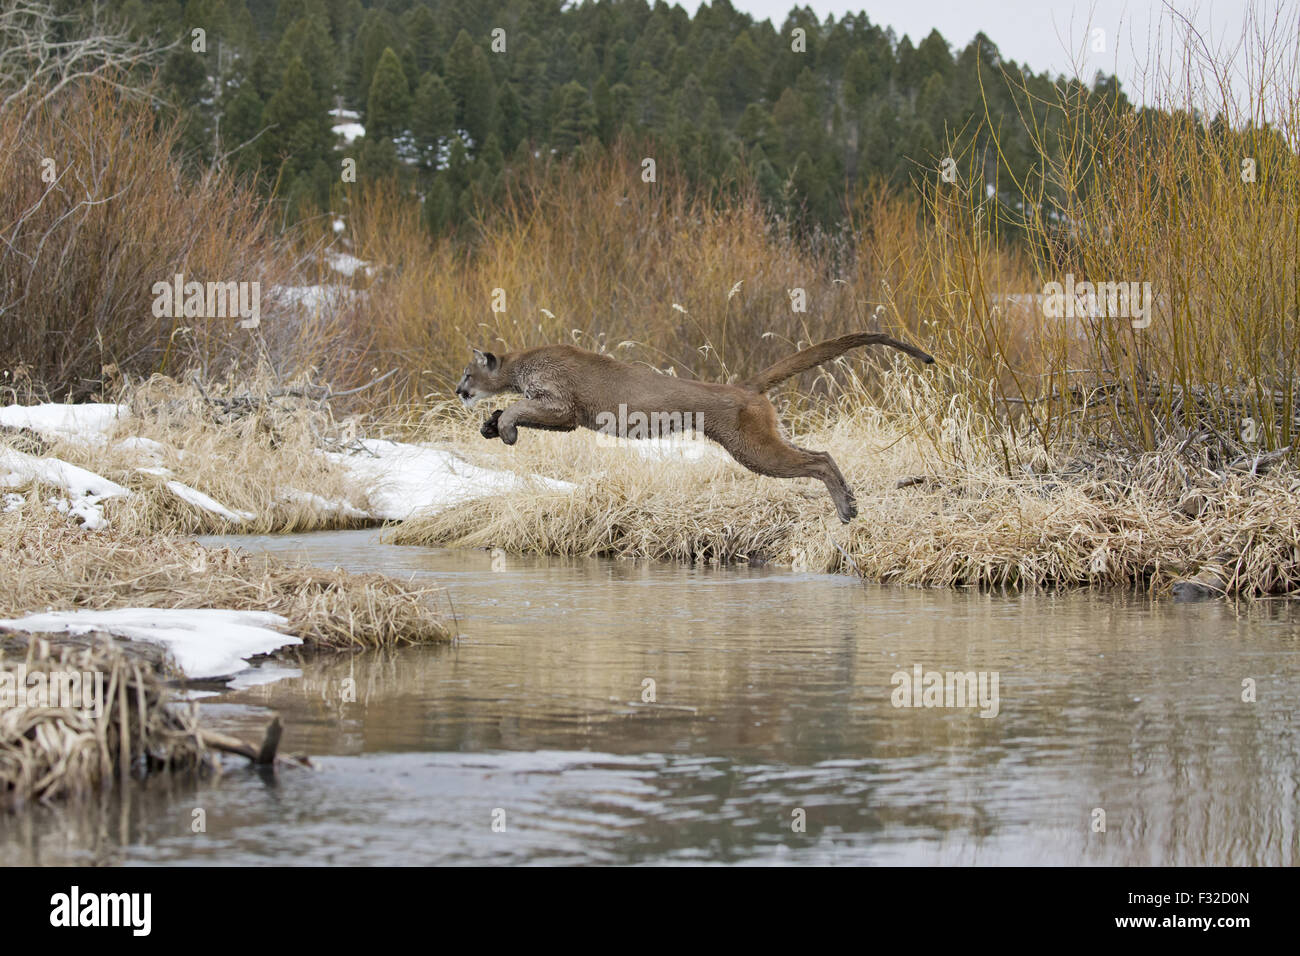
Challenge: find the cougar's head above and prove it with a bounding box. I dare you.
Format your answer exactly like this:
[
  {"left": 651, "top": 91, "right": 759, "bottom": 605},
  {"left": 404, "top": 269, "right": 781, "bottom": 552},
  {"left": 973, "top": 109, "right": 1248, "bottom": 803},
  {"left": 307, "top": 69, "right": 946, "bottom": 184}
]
[{"left": 455, "top": 349, "right": 506, "bottom": 407}]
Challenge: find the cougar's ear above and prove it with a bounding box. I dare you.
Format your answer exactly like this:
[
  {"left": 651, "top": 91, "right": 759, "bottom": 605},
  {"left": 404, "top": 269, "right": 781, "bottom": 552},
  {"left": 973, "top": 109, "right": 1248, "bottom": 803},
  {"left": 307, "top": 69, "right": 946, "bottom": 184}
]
[{"left": 472, "top": 349, "right": 499, "bottom": 372}]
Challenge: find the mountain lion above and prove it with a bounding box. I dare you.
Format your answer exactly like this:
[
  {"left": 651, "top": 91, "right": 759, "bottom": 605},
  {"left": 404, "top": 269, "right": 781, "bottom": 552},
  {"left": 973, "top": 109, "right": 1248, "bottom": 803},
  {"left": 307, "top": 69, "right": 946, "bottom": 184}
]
[{"left": 456, "top": 332, "right": 934, "bottom": 522}]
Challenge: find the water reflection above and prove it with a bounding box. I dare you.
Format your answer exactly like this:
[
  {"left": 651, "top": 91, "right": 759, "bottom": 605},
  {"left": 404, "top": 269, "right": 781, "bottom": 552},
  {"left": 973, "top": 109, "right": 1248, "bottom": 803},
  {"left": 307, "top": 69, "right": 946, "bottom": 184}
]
[{"left": 2, "top": 530, "right": 1296, "bottom": 864}]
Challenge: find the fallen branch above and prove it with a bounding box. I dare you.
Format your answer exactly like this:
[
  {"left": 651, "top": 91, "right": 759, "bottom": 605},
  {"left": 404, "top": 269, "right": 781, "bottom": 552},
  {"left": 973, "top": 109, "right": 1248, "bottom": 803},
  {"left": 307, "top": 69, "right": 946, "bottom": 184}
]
[{"left": 196, "top": 716, "right": 309, "bottom": 768}]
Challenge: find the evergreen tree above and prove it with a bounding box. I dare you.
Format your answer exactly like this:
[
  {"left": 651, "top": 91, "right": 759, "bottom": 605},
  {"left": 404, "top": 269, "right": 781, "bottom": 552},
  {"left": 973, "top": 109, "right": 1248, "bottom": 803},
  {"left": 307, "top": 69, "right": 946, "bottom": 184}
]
[
  {"left": 593, "top": 75, "right": 615, "bottom": 145},
  {"left": 367, "top": 47, "right": 412, "bottom": 141},
  {"left": 404, "top": 4, "right": 444, "bottom": 75},
  {"left": 412, "top": 72, "right": 456, "bottom": 168},
  {"left": 349, "top": 9, "right": 400, "bottom": 105},
  {"left": 262, "top": 56, "right": 332, "bottom": 181},
  {"left": 497, "top": 82, "right": 526, "bottom": 153},
  {"left": 551, "top": 81, "right": 596, "bottom": 154},
  {"left": 446, "top": 30, "right": 498, "bottom": 150},
  {"left": 222, "top": 83, "right": 266, "bottom": 175},
  {"left": 276, "top": 14, "right": 336, "bottom": 107},
  {"left": 98, "top": 0, "right": 1126, "bottom": 232},
  {"left": 424, "top": 176, "right": 454, "bottom": 234}
]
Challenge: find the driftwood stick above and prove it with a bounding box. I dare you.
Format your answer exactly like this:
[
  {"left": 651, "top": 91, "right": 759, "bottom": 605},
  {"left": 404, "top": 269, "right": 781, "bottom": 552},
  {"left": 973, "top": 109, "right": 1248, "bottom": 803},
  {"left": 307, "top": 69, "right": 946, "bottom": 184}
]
[
  {"left": 198, "top": 716, "right": 297, "bottom": 766},
  {"left": 1228, "top": 444, "right": 1293, "bottom": 475},
  {"left": 192, "top": 370, "right": 398, "bottom": 424},
  {"left": 255, "top": 716, "right": 282, "bottom": 765},
  {"left": 196, "top": 728, "right": 259, "bottom": 761},
  {"left": 828, "top": 534, "right": 861, "bottom": 575},
  {"left": 263, "top": 368, "right": 398, "bottom": 402}
]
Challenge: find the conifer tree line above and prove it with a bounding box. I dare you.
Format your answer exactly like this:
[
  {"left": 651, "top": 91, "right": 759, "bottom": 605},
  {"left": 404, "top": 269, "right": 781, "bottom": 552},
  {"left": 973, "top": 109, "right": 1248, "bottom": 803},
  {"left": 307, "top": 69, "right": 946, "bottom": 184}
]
[{"left": 94, "top": 0, "right": 1133, "bottom": 231}]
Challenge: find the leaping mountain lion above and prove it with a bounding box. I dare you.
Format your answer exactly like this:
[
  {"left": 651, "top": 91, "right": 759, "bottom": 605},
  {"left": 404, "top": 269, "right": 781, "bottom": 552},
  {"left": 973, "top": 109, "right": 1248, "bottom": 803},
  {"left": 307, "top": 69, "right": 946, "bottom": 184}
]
[{"left": 456, "top": 332, "right": 935, "bottom": 522}]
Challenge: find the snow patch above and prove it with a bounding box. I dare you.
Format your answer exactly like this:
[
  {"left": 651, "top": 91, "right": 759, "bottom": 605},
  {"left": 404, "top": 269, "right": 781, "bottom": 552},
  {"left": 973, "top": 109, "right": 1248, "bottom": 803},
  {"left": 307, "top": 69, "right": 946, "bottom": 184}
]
[
  {"left": 165, "top": 480, "right": 255, "bottom": 523},
  {"left": 0, "top": 402, "right": 127, "bottom": 444},
  {"left": 326, "top": 439, "right": 573, "bottom": 521},
  {"left": 325, "top": 251, "right": 369, "bottom": 278},
  {"left": 0, "top": 608, "right": 300, "bottom": 680},
  {"left": 330, "top": 108, "right": 365, "bottom": 144},
  {"left": 116, "top": 435, "right": 169, "bottom": 462},
  {"left": 0, "top": 448, "right": 129, "bottom": 529},
  {"left": 281, "top": 488, "right": 368, "bottom": 520},
  {"left": 48, "top": 494, "right": 113, "bottom": 531},
  {"left": 270, "top": 284, "right": 363, "bottom": 313},
  {"left": 0, "top": 448, "right": 127, "bottom": 498}
]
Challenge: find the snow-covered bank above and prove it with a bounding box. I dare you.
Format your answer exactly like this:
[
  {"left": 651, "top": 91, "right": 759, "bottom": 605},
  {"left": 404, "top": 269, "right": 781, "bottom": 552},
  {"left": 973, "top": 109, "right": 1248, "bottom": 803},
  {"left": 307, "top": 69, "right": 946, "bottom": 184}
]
[
  {"left": 325, "top": 438, "right": 573, "bottom": 521},
  {"left": 0, "top": 400, "right": 574, "bottom": 529},
  {"left": 0, "top": 608, "right": 300, "bottom": 680},
  {"left": 0, "top": 446, "right": 129, "bottom": 530},
  {"left": 165, "top": 480, "right": 256, "bottom": 523},
  {"left": 0, "top": 402, "right": 127, "bottom": 444}
]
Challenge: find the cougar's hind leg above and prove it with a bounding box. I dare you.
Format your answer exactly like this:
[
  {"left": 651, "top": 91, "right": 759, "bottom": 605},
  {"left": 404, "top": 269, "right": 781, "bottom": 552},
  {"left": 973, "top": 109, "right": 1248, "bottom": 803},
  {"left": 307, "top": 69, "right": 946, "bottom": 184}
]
[
  {"left": 805, "top": 446, "right": 856, "bottom": 521},
  {"left": 720, "top": 404, "right": 858, "bottom": 522}
]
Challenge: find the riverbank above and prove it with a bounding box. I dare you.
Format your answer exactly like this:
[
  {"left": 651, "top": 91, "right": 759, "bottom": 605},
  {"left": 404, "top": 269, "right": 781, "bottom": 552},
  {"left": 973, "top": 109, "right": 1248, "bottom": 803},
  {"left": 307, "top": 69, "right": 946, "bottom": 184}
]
[
  {"left": 4, "top": 387, "right": 1297, "bottom": 808},
  {"left": 0, "top": 503, "right": 452, "bottom": 807},
  {"left": 392, "top": 403, "right": 1300, "bottom": 600},
  {"left": 10, "top": 531, "right": 1296, "bottom": 865},
  {"left": 6, "top": 377, "right": 1298, "bottom": 600},
  {"left": 0, "top": 376, "right": 565, "bottom": 535}
]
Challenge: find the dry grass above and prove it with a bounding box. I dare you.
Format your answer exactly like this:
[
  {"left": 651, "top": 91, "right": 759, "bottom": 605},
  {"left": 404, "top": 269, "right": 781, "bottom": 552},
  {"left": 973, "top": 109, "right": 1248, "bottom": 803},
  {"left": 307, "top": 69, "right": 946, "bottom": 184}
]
[
  {"left": 0, "top": 77, "right": 371, "bottom": 400},
  {"left": 914, "top": 4, "right": 1300, "bottom": 456},
  {"left": 3, "top": 14, "right": 1295, "bottom": 605},
  {"left": 333, "top": 154, "right": 934, "bottom": 413},
  {"left": 393, "top": 370, "right": 1300, "bottom": 598},
  {"left": 1, "top": 636, "right": 209, "bottom": 808},
  {"left": 377, "top": 13, "right": 1300, "bottom": 599},
  {"left": 3, "top": 371, "right": 383, "bottom": 535},
  {"left": 0, "top": 509, "right": 452, "bottom": 649}
]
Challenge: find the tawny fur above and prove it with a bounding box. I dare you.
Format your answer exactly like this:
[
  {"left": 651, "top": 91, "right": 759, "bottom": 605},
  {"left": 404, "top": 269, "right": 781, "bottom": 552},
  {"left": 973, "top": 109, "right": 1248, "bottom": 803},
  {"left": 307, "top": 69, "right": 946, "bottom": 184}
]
[{"left": 455, "top": 333, "right": 934, "bottom": 522}]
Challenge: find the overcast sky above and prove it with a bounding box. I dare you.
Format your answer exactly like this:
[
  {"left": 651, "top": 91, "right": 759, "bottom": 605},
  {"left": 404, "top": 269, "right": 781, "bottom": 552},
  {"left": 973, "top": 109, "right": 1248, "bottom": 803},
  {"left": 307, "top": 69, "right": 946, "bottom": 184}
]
[{"left": 689, "top": 0, "right": 1297, "bottom": 120}]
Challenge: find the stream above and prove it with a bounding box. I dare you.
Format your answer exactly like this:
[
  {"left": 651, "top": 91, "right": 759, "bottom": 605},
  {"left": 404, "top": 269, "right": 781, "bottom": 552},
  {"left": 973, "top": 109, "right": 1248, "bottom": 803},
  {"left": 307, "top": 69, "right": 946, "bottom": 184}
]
[{"left": 2, "top": 528, "right": 1297, "bottom": 865}]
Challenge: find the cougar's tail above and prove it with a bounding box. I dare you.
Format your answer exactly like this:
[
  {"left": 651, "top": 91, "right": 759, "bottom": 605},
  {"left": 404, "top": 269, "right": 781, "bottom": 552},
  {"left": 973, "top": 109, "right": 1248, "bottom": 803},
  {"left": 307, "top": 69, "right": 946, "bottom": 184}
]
[{"left": 741, "top": 332, "right": 935, "bottom": 393}]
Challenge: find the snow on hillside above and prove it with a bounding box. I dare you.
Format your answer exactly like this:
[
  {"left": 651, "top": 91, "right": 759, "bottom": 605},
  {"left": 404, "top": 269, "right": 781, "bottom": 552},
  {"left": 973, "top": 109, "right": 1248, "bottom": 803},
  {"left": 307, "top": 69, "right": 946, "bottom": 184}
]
[{"left": 329, "top": 107, "right": 364, "bottom": 144}]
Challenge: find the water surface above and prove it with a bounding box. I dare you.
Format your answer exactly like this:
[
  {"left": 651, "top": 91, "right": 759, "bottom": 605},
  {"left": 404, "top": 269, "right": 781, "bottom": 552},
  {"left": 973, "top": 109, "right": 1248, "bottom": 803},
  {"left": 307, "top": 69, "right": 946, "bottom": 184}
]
[{"left": 3, "top": 529, "right": 1297, "bottom": 865}]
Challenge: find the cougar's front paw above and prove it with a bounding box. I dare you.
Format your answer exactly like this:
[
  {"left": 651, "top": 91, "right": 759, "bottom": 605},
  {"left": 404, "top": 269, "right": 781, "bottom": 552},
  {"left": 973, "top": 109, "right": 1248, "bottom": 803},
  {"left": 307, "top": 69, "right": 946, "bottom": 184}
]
[
  {"left": 837, "top": 497, "right": 859, "bottom": 523},
  {"left": 498, "top": 420, "right": 518, "bottom": 446},
  {"left": 480, "top": 409, "right": 503, "bottom": 439}
]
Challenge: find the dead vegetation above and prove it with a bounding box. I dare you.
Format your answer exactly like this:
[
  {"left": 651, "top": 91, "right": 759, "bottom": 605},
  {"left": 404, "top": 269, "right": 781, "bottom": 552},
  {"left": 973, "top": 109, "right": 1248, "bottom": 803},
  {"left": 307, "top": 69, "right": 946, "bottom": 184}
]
[
  {"left": 1, "top": 370, "right": 386, "bottom": 535},
  {"left": 392, "top": 369, "right": 1300, "bottom": 599},
  {"left": 0, "top": 631, "right": 317, "bottom": 809},
  {"left": 0, "top": 635, "right": 210, "bottom": 808},
  {"left": 0, "top": 9, "right": 1295, "bottom": 606},
  {"left": 0, "top": 509, "right": 452, "bottom": 649},
  {"left": 0, "top": 400, "right": 452, "bottom": 808}
]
